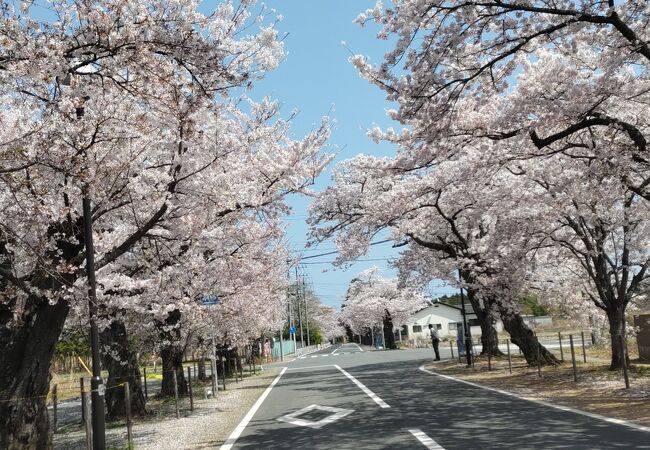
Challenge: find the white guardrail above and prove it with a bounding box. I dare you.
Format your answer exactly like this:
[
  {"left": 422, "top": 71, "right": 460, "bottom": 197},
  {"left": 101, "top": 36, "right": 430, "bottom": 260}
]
[{"left": 296, "top": 342, "right": 331, "bottom": 357}]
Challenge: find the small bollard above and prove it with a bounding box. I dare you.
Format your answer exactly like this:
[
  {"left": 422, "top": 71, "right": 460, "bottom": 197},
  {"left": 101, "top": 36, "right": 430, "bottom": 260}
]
[
  {"left": 558, "top": 332, "right": 564, "bottom": 362},
  {"left": 173, "top": 369, "right": 180, "bottom": 419},
  {"left": 569, "top": 335, "right": 578, "bottom": 382},
  {"left": 506, "top": 340, "right": 512, "bottom": 374},
  {"left": 52, "top": 384, "right": 58, "bottom": 433},
  {"left": 187, "top": 366, "right": 194, "bottom": 411},
  {"left": 124, "top": 381, "right": 133, "bottom": 448},
  {"left": 457, "top": 341, "right": 462, "bottom": 363},
  {"left": 536, "top": 343, "right": 542, "bottom": 378},
  {"left": 581, "top": 331, "right": 587, "bottom": 363},
  {"left": 487, "top": 350, "right": 492, "bottom": 371},
  {"left": 233, "top": 358, "right": 238, "bottom": 384},
  {"left": 143, "top": 366, "right": 148, "bottom": 400},
  {"left": 620, "top": 335, "right": 630, "bottom": 389},
  {"left": 450, "top": 340, "right": 454, "bottom": 360}
]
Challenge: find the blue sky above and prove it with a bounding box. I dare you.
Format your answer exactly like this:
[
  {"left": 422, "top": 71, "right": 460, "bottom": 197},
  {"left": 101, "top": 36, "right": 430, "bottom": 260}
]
[{"left": 251, "top": 1, "right": 458, "bottom": 307}]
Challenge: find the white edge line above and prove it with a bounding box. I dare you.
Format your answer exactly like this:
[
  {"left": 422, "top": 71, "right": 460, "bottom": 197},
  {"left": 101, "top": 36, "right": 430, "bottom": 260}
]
[
  {"left": 408, "top": 429, "right": 446, "bottom": 449},
  {"left": 220, "top": 367, "right": 287, "bottom": 450},
  {"left": 331, "top": 346, "right": 339, "bottom": 355},
  {"left": 418, "top": 365, "right": 650, "bottom": 434},
  {"left": 334, "top": 364, "right": 390, "bottom": 408},
  {"left": 354, "top": 343, "right": 364, "bottom": 352}
]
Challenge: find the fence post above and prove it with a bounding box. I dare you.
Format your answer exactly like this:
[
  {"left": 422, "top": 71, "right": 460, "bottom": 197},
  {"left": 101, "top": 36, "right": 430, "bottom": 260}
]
[
  {"left": 506, "top": 340, "right": 512, "bottom": 374},
  {"left": 143, "top": 367, "right": 148, "bottom": 401},
  {"left": 221, "top": 359, "right": 227, "bottom": 391},
  {"left": 194, "top": 360, "right": 198, "bottom": 381},
  {"left": 52, "top": 384, "right": 58, "bottom": 433},
  {"left": 83, "top": 391, "right": 93, "bottom": 450},
  {"left": 252, "top": 346, "right": 256, "bottom": 375},
  {"left": 487, "top": 349, "right": 492, "bottom": 371},
  {"left": 187, "top": 366, "right": 194, "bottom": 411},
  {"left": 173, "top": 370, "right": 180, "bottom": 419},
  {"left": 211, "top": 357, "right": 217, "bottom": 395},
  {"left": 620, "top": 335, "right": 630, "bottom": 389},
  {"left": 233, "top": 358, "right": 238, "bottom": 384},
  {"left": 569, "top": 335, "right": 578, "bottom": 382},
  {"left": 558, "top": 332, "right": 564, "bottom": 362},
  {"left": 457, "top": 341, "right": 461, "bottom": 363},
  {"left": 124, "top": 381, "right": 133, "bottom": 449},
  {"left": 536, "top": 343, "right": 542, "bottom": 378},
  {"left": 450, "top": 340, "right": 454, "bottom": 360},
  {"left": 581, "top": 331, "right": 587, "bottom": 363},
  {"left": 80, "top": 377, "right": 85, "bottom": 424}
]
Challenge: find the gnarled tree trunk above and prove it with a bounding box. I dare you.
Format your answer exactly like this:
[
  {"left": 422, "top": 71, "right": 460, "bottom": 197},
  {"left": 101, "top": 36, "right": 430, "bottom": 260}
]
[
  {"left": 0, "top": 297, "right": 69, "bottom": 450},
  {"left": 499, "top": 306, "right": 559, "bottom": 366},
  {"left": 382, "top": 311, "right": 397, "bottom": 349},
  {"left": 606, "top": 306, "right": 628, "bottom": 370},
  {"left": 466, "top": 289, "right": 503, "bottom": 356},
  {"left": 158, "top": 310, "right": 187, "bottom": 396},
  {"left": 100, "top": 318, "right": 147, "bottom": 419}
]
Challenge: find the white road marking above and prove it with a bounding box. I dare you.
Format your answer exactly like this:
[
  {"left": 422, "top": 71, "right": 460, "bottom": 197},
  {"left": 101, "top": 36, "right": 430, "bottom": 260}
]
[
  {"left": 311, "top": 355, "right": 318, "bottom": 358},
  {"left": 408, "top": 429, "right": 445, "bottom": 449},
  {"left": 220, "top": 367, "right": 287, "bottom": 450},
  {"left": 418, "top": 366, "right": 650, "bottom": 434},
  {"left": 277, "top": 404, "right": 354, "bottom": 429},
  {"left": 334, "top": 364, "right": 390, "bottom": 408},
  {"left": 353, "top": 343, "right": 364, "bottom": 352},
  {"left": 285, "top": 364, "right": 335, "bottom": 371},
  {"left": 331, "top": 346, "right": 340, "bottom": 355}
]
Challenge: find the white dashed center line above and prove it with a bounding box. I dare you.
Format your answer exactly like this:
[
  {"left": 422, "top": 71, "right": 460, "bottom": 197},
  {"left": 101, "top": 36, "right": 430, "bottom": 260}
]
[{"left": 408, "top": 429, "right": 445, "bottom": 449}]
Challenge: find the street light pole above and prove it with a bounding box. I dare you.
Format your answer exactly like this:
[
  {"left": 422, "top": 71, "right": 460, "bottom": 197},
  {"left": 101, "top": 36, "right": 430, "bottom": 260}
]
[
  {"left": 458, "top": 269, "right": 472, "bottom": 367},
  {"left": 83, "top": 197, "right": 106, "bottom": 450}
]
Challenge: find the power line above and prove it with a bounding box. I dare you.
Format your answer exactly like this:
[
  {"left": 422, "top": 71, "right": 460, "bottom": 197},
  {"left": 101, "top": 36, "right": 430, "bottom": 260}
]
[{"left": 298, "top": 239, "right": 393, "bottom": 260}]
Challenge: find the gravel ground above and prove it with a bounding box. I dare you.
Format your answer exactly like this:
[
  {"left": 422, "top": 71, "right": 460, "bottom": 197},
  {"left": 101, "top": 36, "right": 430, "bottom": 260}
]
[
  {"left": 54, "top": 368, "right": 279, "bottom": 450},
  {"left": 428, "top": 355, "right": 650, "bottom": 427}
]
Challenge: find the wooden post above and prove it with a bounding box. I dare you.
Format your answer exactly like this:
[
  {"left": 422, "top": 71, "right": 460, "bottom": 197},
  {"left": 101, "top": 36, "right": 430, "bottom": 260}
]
[
  {"left": 536, "top": 343, "right": 542, "bottom": 378},
  {"left": 506, "top": 340, "right": 512, "bottom": 374},
  {"left": 450, "top": 340, "right": 454, "bottom": 360},
  {"left": 558, "top": 332, "right": 564, "bottom": 362},
  {"left": 221, "top": 359, "right": 227, "bottom": 391},
  {"left": 620, "top": 335, "right": 630, "bottom": 389},
  {"left": 457, "top": 340, "right": 461, "bottom": 363},
  {"left": 52, "top": 384, "right": 58, "bottom": 433},
  {"left": 194, "top": 360, "right": 198, "bottom": 381},
  {"left": 80, "top": 377, "right": 85, "bottom": 424},
  {"left": 143, "top": 367, "right": 148, "bottom": 400},
  {"left": 252, "top": 346, "right": 256, "bottom": 375},
  {"left": 570, "top": 335, "right": 578, "bottom": 382},
  {"left": 233, "top": 358, "right": 238, "bottom": 384},
  {"left": 187, "top": 366, "right": 194, "bottom": 412},
  {"left": 581, "top": 331, "right": 587, "bottom": 363},
  {"left": 211, "top": 357, "right": 217, "bottom": 395},
  {"left": 173, "top": 370, "right": 180, "bottom": 419},
  {"left": 124, "top": 381, "right": 133, "bottom": 448},
  {"left": 83, "top": 391, "right": 93, "bottom": 450},
  {"left": 487, "top": 350, "right": 492, "bottom": 371}
]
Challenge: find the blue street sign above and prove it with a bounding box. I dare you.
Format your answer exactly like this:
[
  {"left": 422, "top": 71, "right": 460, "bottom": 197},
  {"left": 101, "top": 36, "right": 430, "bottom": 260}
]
[
  {"left": 290, "top": 326, "right": 296, "bottom": 334},
  {"left": 200, "top": 294, "right": 220, "bottom": 306}
]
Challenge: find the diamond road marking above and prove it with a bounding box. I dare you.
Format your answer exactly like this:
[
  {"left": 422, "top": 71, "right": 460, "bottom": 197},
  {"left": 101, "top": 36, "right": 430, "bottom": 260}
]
[{"left": 277, "top": 404, "right": 354, "bottom": 429}]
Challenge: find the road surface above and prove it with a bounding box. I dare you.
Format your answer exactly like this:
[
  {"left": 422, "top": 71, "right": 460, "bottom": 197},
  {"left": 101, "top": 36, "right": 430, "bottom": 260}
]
[{"left": 222, "top": 343, "right": 650, "bottom": 449}]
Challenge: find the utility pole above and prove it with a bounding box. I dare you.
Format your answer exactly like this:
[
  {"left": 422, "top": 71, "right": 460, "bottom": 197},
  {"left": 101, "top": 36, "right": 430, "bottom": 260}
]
[
  {"left": 303, "top": 278, "right": 310, "bottom": 346},
  {"left": 83, "top": 197, "right": 106, "bottom": 450},
  {"left": 459, "top": 269, "right": 472, "bottom": 367},
  {"left": 296, "top": 267, "right": 304, "bottom": 348}
]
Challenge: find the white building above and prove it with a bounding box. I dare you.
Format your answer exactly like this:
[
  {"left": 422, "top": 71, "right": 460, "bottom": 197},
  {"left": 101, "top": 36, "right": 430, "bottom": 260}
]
[{"left": 401, "top": 302, "right": 503, "bottom": 344}]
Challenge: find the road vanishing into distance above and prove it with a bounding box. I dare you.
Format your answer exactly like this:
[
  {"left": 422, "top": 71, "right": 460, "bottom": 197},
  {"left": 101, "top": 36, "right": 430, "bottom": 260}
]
[{"left": 221, "top": 343, "right": 650, "bottom": 450}]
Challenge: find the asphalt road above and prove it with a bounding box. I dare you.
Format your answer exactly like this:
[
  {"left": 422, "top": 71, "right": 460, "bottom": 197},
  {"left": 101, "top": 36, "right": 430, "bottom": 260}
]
[{"left": 223, "top": 343, "right": 650, "bottom": 450}]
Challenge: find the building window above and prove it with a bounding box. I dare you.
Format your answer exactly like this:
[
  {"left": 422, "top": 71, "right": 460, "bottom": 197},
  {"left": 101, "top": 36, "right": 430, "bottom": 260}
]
[
  {"left": 435, "top": 324, "right": 442, "bottom": 330},
  {"left": 448, "top": 322, "right": 457, "bottom": 331},
  {"left": 412, "top": 325, "right": 422, "bottom": 333}
]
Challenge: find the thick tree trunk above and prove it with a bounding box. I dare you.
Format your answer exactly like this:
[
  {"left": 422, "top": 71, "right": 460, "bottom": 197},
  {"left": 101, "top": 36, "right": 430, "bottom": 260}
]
[
  {"left": 382, "top": 311, "right": 397, "bottom": 349},
  {"left": 607, "top": 306, "right": 627, "bottom": 370},
  {"left": 100, "top": 318, "right": 147, "bottom": 419},
  {"left": 160, "top": 344, "right": 188, "bottom": 396},
  {"left": 158, "top": 309, "right": 187, "bottom": 396},
  {"left": 466, "top": 291, "right": 503, "bottom": 356},
  {"left": 0, "top": 297, "right": 69, "bottom": 450},
  {"left": 499, "top": 307, "right": 559, "bottom": 366},
  {"left": 198, "top": 356, "right": 207, "bottom": 381}
]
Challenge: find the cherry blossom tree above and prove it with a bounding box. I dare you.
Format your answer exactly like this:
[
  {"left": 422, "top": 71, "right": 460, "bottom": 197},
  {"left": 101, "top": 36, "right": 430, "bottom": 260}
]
[
  {"left": 0, "top": 1, "right": 330, "bottom": 446},
  {"left": 340, "top": 268, "right": 426, "bottom": 349}
]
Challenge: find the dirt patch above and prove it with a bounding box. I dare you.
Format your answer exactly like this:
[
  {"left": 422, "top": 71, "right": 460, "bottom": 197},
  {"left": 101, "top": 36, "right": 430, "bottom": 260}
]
[{"left": 428, "top": 356, "right": 650, "bottom": 428}]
